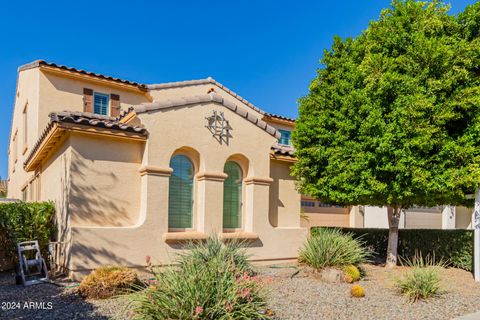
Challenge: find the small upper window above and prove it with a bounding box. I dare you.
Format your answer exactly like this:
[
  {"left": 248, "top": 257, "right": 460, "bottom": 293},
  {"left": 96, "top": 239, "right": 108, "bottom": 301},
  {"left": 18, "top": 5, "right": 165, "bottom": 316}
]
[
  {"left": 93, "top": 92, "right": 110, "bottom": 116},
  {"left": 278, "top": 129, "right": 291, "bottom": 146}
]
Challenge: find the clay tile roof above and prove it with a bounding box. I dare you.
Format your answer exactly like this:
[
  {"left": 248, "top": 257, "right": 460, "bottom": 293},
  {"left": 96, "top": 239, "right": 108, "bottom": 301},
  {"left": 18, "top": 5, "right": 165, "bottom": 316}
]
[
  {"left": 265, "top": 113, "right": 296, "bottom": 123},
  {"left": 18, "top": 60, "right": 147, "bottom": 90},
  {"left": 271, "top": 143, "right": 295, "bottom": 156},
  {"left": 131, "top": 92, "right": 282, "bottom": 139},
  {"left": 147, "top": 77, "right": 265, "bottom": 115},
  {"left": 49, "top": 111, "right": 147, "bottom": 134},
  {"left": 24, "top": 111, "right": 147, "bottom": 169}
]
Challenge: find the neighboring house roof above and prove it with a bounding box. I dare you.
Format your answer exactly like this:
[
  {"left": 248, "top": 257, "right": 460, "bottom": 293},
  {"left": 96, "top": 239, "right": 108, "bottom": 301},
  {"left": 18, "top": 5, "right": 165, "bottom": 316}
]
[
  {"left": 18, "top": 60, "right": 148, "bottom": 90},
  {"left": 128, "top": 92, "right": 282, "bottom": 139},
  {"left": 24, "top": 111, "right": 147, "bottom": 171},
  {"left": 0, "top": 180, "right": 7, "bottom": 194}
]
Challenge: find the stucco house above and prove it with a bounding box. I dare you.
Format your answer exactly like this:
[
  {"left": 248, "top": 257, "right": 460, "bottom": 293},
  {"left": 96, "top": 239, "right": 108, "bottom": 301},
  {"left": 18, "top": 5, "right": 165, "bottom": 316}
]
[{"left": 7, "top": 60, "right": 310, "bottom": 278}]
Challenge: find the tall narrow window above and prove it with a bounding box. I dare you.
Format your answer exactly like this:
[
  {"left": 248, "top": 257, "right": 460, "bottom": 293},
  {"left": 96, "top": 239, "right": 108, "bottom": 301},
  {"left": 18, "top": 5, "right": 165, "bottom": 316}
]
[
  {"left": 223, "top": 161, "right": 243, "bottom": 229},
  {"left": 168, "top": 155, "right": 194, "bottom": 228},
  {"left": 93, "top": 92, "right": 110, "bottom": 116},
  {"left": 278, "top": 129, "right": 292, "bottom": 146}
]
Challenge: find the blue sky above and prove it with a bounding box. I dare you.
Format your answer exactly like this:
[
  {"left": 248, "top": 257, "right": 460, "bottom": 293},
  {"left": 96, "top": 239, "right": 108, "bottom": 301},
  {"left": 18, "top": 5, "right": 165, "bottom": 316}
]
[{"left": 0, "top": 0, "right": 476, "bottom": 179}]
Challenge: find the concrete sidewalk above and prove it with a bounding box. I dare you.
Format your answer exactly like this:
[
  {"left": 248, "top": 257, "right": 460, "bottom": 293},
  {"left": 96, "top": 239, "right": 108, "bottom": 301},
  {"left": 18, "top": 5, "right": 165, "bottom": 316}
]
[{"left": 456, "top": 311, "right": 480, "bottom": 319}]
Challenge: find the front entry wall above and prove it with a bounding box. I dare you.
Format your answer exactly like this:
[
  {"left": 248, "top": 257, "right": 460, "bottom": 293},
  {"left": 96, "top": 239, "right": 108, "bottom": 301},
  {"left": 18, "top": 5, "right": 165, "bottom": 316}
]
[{"left": 69, "top": 102, "right": 307, "bottom": 276}]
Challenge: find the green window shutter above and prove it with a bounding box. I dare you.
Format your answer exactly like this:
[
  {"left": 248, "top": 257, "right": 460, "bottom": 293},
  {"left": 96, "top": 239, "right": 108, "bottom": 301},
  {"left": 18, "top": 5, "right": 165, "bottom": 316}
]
[
  {"left": 223, "top": 162, "right": 242, "bottom": 228},
  {"left": 168, "top": 155, "right": 194, "bottom": 228}
]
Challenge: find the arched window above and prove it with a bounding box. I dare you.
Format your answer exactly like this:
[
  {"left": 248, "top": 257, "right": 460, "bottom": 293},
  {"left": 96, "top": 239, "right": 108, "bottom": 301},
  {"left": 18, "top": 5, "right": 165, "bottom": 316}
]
[
  {"left": 168, "top": 155, "right": 194, "bottom": 228},
  {"left": 223, "top": 161, "right": 243, "bottom": 228}
]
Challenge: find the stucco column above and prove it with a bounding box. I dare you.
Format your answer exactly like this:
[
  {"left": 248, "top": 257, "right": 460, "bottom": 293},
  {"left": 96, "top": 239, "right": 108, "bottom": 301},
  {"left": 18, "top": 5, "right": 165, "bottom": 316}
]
[
  {"left": 138, "top": 166, "right": 172, "bottom": 233},
  {"left": 244, "top": 177, "right": 273, "bottom": 232},
  {"left": 441, "top": 205, "right": 456, "bottom": 229},
  {"left": 195, "top": 172, "right": 227, "bottom": 234}
]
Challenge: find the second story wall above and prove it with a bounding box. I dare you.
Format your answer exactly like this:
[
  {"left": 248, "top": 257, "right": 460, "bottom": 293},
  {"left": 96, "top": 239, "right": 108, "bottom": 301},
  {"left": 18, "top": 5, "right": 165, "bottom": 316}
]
[
  {"left": 7, "top": 68, "right": 40, "bottom": 199},
  {"left": 37, "top": 70, "right": 151, "bottom": 135}
]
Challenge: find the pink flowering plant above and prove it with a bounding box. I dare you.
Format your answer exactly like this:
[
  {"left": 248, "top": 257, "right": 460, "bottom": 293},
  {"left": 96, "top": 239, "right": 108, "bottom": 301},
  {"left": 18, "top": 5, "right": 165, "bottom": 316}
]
[{"left": 129, "top": 237, "right": 271, "bottom": 319}]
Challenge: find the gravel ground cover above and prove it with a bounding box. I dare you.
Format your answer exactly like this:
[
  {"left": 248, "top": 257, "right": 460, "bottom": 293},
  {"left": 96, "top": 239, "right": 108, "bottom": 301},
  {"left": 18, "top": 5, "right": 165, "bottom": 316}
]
[
  {"left": 1, "top": 264, "right": 480, "bottom": 319},
  {"left": 262, "top": 264, "right": 480, "bottom": 320}
]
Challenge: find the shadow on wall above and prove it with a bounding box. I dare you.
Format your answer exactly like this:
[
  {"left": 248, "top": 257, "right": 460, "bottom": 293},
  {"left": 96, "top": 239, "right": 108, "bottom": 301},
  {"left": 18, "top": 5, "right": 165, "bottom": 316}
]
[
  {"left": 68, "top": 148, "right": 136, "bottom": 227},
  {"left": 70, "top": 228, "right": 132, "bottom": 269}
]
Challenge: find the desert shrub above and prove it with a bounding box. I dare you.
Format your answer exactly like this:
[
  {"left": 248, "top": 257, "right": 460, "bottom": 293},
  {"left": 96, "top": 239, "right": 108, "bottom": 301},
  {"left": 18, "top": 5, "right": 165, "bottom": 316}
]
[
  {"left": 351, "top": 285, "right": 365, "bottom": 298},
  {"left": 129, "top": 237, "right": 270, "bottom": 319},
  {"left": 0, "top": 202, "right": 55, "bottom": 263},
  {"left": 311, "top": 227, "right": 473, "bottom": 271},
  {"left": 177, "top": 236, "right": 252, "bottom": 274},
  {"left": 395, "top": 255, "right": 443, "bottom": 302},
  {"left": 78, "top": 266, "right": 139, "bottom": 299},
  {"left": 299, "top": 228, "right": 371, "bottom": 269},
  {"left": 343, "top": 265, "right": 361, "bottom": 282}
]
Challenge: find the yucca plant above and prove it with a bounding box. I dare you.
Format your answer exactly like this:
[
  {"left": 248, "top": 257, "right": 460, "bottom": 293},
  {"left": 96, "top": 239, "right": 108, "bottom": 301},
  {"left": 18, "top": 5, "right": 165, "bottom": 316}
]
[
  {"left": 395, "top": 254, "right": 444, "bottom": 302},
  {"left": 177, "top": 236, "right": 253, "bottom": 274},
  {"left": 129, "top": 237, "right": 270, "bottom": 319},
  {"left": 299, "top": 228, "right": 371, "bottom": 269}
]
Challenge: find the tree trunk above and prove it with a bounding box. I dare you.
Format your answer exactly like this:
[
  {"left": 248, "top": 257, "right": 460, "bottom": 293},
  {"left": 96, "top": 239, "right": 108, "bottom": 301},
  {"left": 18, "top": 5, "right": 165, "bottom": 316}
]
[{"left": 386, "top": 206, "right": 401, "bottom": 268}]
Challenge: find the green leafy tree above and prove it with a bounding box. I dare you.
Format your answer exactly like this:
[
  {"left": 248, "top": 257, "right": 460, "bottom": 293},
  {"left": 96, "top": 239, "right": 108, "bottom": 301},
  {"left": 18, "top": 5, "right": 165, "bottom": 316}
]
[{"left": 293, "top": 0, "right": 480, "bottom": 267}]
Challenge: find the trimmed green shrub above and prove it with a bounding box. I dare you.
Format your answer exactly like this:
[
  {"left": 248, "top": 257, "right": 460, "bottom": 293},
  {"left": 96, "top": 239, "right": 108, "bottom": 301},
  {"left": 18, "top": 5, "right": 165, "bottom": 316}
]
[
  {"left": 129, "top": 237, "right": 270, "bottom": 319},
  {"left": 0, "top": 202, "right": 56, "bottom": 263},
  {"left": 311, "top": 227, "right": 473, "bottom": 271},
  {"left": 395, "top": 255, "right": 444, "bottom": 302},
  {"left": 79, "top": 266, "right": 139, "bottom": 299},
  {"left": 299, "top": 228, "right": 371, "bottom": 269}
]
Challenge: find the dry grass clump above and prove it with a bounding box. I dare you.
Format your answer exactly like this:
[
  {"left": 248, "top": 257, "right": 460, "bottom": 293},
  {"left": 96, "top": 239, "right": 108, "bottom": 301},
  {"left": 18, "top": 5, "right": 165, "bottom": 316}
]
[{"left": 78, "top": 265, "right": 139, "bottom": 299}]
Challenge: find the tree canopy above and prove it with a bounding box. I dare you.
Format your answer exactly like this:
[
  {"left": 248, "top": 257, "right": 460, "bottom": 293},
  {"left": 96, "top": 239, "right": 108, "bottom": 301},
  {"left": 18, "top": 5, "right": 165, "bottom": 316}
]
[{"left": 293, "top": 0, "right": 480, "bottom": 210}]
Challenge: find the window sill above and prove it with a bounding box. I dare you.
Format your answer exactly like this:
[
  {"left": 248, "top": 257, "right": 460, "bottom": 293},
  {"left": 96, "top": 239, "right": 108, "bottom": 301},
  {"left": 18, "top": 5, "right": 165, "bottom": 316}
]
[
  {"left": 218, "top": 232, "right": 259, "bottom": 241},
  {"left": 162, "top": 231, "right": 208, "bottom": 243}
]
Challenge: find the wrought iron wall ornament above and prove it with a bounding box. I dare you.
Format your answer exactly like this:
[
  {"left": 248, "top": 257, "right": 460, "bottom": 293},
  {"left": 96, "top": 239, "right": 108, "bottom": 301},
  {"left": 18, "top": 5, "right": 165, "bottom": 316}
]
[{"left": 206, "top": 110, "right": 232, "bottom": 144}]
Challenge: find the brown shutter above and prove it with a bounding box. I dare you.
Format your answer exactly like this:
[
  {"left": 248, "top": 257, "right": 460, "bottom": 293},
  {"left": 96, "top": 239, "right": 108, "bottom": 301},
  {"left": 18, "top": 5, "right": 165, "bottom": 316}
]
[
  {"left": 110, "top": 94, "right": 120, "bottom": 117},
  {"left": 83, "top": 88, "right": 93, "bottom": 113}
]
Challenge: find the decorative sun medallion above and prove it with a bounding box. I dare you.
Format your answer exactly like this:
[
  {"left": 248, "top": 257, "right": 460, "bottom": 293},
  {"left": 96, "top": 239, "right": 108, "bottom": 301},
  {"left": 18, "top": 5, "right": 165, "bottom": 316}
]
[{"left": 206, "top": 110, "right": 232, "bottom": 144}]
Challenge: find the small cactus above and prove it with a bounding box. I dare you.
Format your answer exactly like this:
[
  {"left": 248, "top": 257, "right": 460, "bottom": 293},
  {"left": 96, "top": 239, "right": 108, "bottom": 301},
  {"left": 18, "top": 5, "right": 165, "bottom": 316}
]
[
  {"left": 343, "top": 265, "right": 361, "bottom": 282},
  {"left": 351, "top": 285, "right": 365, "bottom": 298},
  {"left": 344, "top": 274, "right": 354, "bottom": 283}
]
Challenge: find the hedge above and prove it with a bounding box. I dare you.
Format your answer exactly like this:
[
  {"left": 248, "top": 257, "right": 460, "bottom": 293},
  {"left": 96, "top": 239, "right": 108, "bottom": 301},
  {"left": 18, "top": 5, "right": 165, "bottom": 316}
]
[
  {"left": 0, "top": 202, "right": 56, "bottom": 266},
  {"left": 311, "top": 227, "right": 473, "bottom": 271}
]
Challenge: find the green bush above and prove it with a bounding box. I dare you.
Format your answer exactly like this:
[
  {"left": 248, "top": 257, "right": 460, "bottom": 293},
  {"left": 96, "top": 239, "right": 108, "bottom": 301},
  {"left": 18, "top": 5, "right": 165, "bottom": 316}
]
[
  {"left": 0, "top": 202, "right": 56, "bottom": 264},
  {"left": 311, "top": 227, "right": 473, "bottom": 271},
  {"left": 299, "top": 228, "right": 371, "bottom": 269},
  {"left": 129, "top": 237, "right": 270, "bottom": 319},
  {"left": 395, "top": 255, "right": 443, "bottom": 302}
]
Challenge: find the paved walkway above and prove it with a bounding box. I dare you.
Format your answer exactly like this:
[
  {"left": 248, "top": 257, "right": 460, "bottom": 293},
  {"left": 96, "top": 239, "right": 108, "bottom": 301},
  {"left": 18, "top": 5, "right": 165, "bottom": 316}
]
[{"left": 456, "top": 311, "right": 480, "bottom": 320}]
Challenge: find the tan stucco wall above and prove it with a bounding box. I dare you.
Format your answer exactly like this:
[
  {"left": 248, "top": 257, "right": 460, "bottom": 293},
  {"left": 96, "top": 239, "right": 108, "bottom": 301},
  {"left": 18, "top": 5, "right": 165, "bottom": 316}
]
[
  {"left": 269, "top": 160, "right": 301, "bottom": 228},
  {"left": 68, "top": 98, "right": 307, "bottom": 275},
  {"left": 68, "top": 134, "right": 144, "bottom": 227},
  {"left": 7, "top": 68, "right": 40, "bottom": 199},
  {"left": 8, "top": 67, "right": 150, "bottom": 200},
  {"left": 456, "top": 206, "right": 473, "bottom": 229},
  {"left": 37, "top": 71, "right": 150, "bottom": 133}
]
